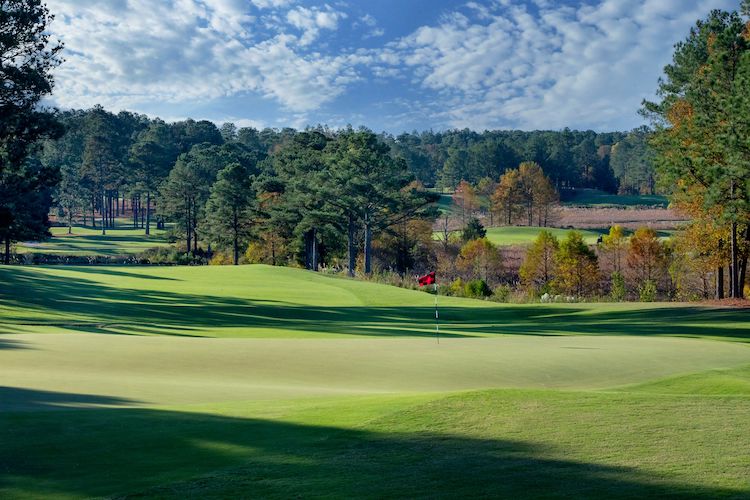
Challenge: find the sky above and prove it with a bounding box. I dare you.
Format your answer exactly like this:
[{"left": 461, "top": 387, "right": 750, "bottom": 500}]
[{"left": 45, "top": 0, "right": 739, "bottom": 132}]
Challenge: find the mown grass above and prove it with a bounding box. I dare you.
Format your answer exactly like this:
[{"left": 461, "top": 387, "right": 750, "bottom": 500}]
[
  {"left": 17, "top": 225, "right": 170, "bottom": 256},
  {"left": 1, "top": 265, "right": 749, "bottom": 498},
  {"left": 484, "top": 226, "right": 607, "bottom": 246},
  {"left": 561, "top": 189, "right": 669, "bottom": 208}
]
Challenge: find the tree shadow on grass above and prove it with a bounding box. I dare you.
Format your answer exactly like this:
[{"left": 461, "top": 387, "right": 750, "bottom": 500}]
[
  {"left": 0, "top": 387, "right": 744, "bottom": 499},
  {"left": 0, "top": 266, "right": 747, "bottom": 341}
]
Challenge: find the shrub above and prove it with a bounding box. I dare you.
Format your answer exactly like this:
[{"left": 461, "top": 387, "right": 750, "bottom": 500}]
[
  {"left": 492, "top": 285, "right": 512, "bottom": 303},
  {"left": 610, "top": 272, "right": 626, "bottom": 301},
  {"left": 638, "top": 279, "right": 658, "bottom": 302},
  {"left": 464, "top": 279, "right": 492, "bottom": 298}
]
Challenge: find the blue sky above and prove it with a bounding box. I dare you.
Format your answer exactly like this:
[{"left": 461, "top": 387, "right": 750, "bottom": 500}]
[{"left": 46, "top": 0, "right": 738, "bottom": 132}]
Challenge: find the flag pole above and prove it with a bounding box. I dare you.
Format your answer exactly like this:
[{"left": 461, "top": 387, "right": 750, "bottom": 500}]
[{"left": 434, "top": 282, "right": 439, "bottom": 344}]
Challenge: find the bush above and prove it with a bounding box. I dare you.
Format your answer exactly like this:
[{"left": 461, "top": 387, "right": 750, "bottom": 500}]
[
  {"left": 492, "top": 285, "right": 512, "bottom": 303},
  {"left": 464, "top": 279, "right": 492, "bottom": 298},
  {"left": 638, "top": 279, "right": 657, "bottom": 302},
  {"left": 448, "top": 278, "right": 465, "bottom": 296},
  {"left": 610, "top": 272, "right": 626, "bottom": 302},
  {"left": 209, "top": 252, "right": 233, "bottom": 266},
  {"left": 137, "top": 247, "right": 207, "bottom": 265}
]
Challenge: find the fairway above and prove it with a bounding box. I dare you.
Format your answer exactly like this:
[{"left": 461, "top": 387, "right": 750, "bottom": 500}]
[
  {"left": 17, "top": 226, "right": 170, "bottom": 256},
  {"left": 484, "top": 226, "right": 606, "bottom": 246},
  {"left": 1, "top": 265, "right": 749, "bottom": 498}
]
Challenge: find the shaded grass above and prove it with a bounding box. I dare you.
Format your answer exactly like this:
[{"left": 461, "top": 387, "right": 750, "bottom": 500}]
[
  {"left": 561, "top": 189, "right": 669, "bottom": 208},
  {"left": 1, "top": 388, "right": 749, "bottom": 498},
  {"left": 17, "top": 226, "right": 170, "bottom": 256}
]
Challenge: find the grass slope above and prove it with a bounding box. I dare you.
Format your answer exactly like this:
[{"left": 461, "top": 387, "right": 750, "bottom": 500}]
[
  {"left": 17, "top": 226, "right": 169, "bottom": 256},
  {"left": 1, "top": 265, "right": 749, "bottom": 498}
]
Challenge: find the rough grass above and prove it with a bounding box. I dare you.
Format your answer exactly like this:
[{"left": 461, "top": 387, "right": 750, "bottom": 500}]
[
  {"left": 17, "top": 225, "right": 170, "bottom": 256},
  {"left": 1, "top": 265, "right": 749, "bottom": 498}
]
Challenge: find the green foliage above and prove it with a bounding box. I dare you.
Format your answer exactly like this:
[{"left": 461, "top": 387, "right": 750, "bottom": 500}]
[
  {"left": 203, "top": 162, "right": 255, "bottom": 265},
  {"left": 609, "top": 128, "right": 656, "bottom": 195},
  {"left": 464, "top": 279, "right": 492, "bottom": 298},
  {"left": 461, "top": 217, "right": 486, "bottom": 242},
  {"left": 610, "top": 272, "right": 626, "bottom": 302},
  {"left": 553, "top": 231, "right": 600, "bottom": 297},
  {"left": 520, "top": 230, "right": 559, "bottom": 293},
  {"left": 638, "top": 280, "right": 658, "bottom": 303}
]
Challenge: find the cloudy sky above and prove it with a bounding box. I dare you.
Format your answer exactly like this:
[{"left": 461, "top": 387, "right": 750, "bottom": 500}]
[{"left": 46, "top": 0, "right": 738, "bottom": 132}]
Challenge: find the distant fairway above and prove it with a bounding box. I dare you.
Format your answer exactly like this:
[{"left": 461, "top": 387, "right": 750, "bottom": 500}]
[
  {"left": 1, "top": 265, "right": 749, "bottom": 498},
  {"left": 17, "top": 225, "right": 170, "bottom": 256},
  {"left": 485, "top": 226, "right": 606, "bottom": 246}
]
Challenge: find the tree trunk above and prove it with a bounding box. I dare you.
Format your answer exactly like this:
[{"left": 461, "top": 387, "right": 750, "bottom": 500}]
[
  {"left": 347, "top": 212, "right": 356, "bottom": 277},
  {"left": 4, "top": 237, "right": 10, "bottom": 265},
  {"left": 185, "top": 201, "right": 192, "bottom": 253},
  {"left": 731, "top": 221, "right": 740, "bottom": 298},
  {"left": 145, "top": 192, "right": 151, "bottom": 235},
  {"left": 233, "top": 211, "right": 239, "bottom": 266},
  {"left": 717, "top": 266, "right": 725, "bottom": 300},
  {"left": 101, "top": 193, "right": 106, "bottom": 235},
  {"left": 311, "top": 227, "right": 318, "bottom": 271},
  {"left": 364, "top": 212, "right": 372, "bottom": 275},
  {"left": 739, "top": 226, "right": 749, "bottom": 299}
]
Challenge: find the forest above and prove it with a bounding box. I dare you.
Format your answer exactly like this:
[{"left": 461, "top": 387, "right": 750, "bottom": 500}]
[{"left": 1, "top": 0, "right": 748, "bottom": 302}]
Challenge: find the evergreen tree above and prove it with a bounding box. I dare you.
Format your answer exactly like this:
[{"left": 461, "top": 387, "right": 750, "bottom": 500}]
[{"left": 204, "top": 163, "right": 255, "bottom": 265}]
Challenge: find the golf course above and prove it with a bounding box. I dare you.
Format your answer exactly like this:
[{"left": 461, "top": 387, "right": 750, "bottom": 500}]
[{"left": 1, "top": 265, "right": 749, "bottom": 498}]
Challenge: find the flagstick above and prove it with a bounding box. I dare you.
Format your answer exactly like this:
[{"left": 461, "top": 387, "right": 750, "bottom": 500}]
[{"left": 434, "top": 282, "right": 439, "bottom": 344}]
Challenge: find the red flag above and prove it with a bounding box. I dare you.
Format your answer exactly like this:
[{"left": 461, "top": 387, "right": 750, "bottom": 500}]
[{"left": 418, "top": 272, "right": 436, "bottom": 287}]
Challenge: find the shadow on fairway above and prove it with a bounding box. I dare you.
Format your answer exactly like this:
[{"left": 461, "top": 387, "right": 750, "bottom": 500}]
[
  {"left": 0, "top": 387, "right": 744, "bottom": 499},
  {"left": 0, "top": 386, "right": 139, "bottom": 412},
  {"left": 0, "top": 339, "right": 29, "bottom": 350},
  {"left": 0, "top": 266, "right": 748, "bottom": 341}
]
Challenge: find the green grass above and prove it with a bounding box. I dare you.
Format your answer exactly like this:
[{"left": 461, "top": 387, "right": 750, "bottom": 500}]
[
  {"left": 561, "top": 189, "right": 669, "bottom": 208},
  {"left": 17, "top": 225, "right": 170, "bottom": 256},
  {"left": 485, "top": 226, "right": 607, "bottom": 245},
  {"left": 1, "top": 265, "right": 749, "bottom": 498}
]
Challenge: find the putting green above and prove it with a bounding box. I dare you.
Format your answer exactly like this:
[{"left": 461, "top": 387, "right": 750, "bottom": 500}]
[{"left": 2, "top": 333, "right": 750, "bottom": 410}]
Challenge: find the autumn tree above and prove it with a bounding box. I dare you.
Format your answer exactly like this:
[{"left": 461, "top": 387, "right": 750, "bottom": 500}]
[
  {"left": 643, "top": 5, "right": 750, "bottom": 298},
  {"left": 456, "top": 238, "right": 503, "bottom": 284},
  {"left": 491, "top": 169, "right": 523, "bottom": 225},
  {"left": 453, "top": 180, "right": 478, "bottom": 224},
  {"left": 553, "top": 231, "right": 600, "bottom": 297},
  {"left": 519, "top": 230, "right": 559, "bottom": 294},
  {"left": 476, "top": 176, "right": 498, "bottom": 226},
  {"left": 518, "top": 162, "right": 558, "bottom": 227},
  {"left": 626, "top": 227, "right": 671, "bottom": 293},
  {"left": 600, "top": 225, "right": 628, "bottom": 274}
]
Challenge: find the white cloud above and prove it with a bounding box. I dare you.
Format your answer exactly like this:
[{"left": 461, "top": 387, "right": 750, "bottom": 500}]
[
  {"left": 47, "top": 0, "right": 356, "bottom": 113},
  {"left": 285, "top": 5, "right": 347, "bottom": 45},
  {"left": 389, "top": 0, "right": 738, "bottom": 130},
  {"left": 44, "top": 0, "right": 743, "bottom": 132}
]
